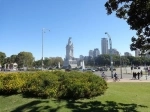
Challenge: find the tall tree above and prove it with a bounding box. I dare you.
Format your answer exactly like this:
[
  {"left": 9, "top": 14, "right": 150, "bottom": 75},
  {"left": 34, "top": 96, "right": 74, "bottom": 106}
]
[
  {"left": 10, "top": 55, "right": 17, "bottom": 63},
  {"left": 33, "top": 60, "right": 41, "bottom": 68},
  {"left": 0, "top": 52, "right": 6, "bottom": 65},
  {"left": 16, "top": 52, "right": 34, "bottom": 68},
  {"left": 4, "top": 57, "right": 11, "bottom": 64},
  {"left": 105, "top": 0, "right": 150, "bottom": 54}
]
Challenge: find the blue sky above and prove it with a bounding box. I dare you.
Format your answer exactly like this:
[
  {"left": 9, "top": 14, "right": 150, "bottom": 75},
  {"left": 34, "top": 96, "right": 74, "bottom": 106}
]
[{"left": 0, "top": 0, "right": 136, "bottom": 60}]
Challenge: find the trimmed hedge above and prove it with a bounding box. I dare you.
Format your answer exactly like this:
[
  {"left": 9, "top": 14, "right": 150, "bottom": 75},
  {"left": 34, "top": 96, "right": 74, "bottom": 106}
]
[
  {"left": 0, "top": 72, "right": 26, "bottom": 94},
  {"left": 21, "top": 71, "right": 59, "bottom": 98},
  {"left": 0, "top": 71, "right": 107, "bottom": 99}
]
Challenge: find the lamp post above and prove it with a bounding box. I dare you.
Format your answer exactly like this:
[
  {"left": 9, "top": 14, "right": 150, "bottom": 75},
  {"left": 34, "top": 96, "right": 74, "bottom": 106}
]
[
  {"left": 42, "top": 28, "right": 50, "bottom": 70},
  {"left": 120, "top": 53, "right": 122, "bottom": 79},
  {"left": 105, "top": 32, "right": 113, "bottom": 78}
]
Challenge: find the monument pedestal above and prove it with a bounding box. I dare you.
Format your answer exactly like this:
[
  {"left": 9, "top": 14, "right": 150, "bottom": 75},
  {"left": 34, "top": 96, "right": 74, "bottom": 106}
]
[{"left": 63, "top": 59, "right": 77, "bottom": 69}]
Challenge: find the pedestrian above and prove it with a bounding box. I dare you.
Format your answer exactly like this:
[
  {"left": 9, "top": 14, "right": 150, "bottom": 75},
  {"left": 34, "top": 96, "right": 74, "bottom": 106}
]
[
  {"left": 137, "top": 72, "right": 140, "bottom": 80},
  {"left": 132, "top": 72, "right": 135, "bottom": 79},
  {"left": 114, "top": 72, "right": 118, "bottom": 81},
  {"left": 134, "top": 72, "right": 137, "bottom": 79},
  {"left": 101, "top": 72, "right": 105, "bottom": 78},
  {"left": 140, "top": 70, "right": 143, "bottom": 77}
]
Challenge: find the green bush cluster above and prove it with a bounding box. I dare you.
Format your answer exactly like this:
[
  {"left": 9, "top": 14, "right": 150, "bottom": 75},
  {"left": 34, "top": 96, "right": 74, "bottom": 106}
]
[
  {"left": 0, "top": 71, "right": 107, "bottom": 99},
  {"left": 0, "top": 72, "right": 25, "bottom": 94},
  {"left": 21, "top": 71, "right": 59, "bottom": 98}
]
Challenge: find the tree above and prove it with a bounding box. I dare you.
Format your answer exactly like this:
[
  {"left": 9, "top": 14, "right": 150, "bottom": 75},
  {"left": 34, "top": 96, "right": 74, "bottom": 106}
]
[
  {"left": 96, "top": 54, "right": 110, "bottom": 66},
  {"left": 105, "top": 0, "right": 150, "bottom": 54},
  {"left": 4, "top": 57, "right": 11, "bottom": 64},
  {"left": 10, "top": 55, "right": 17, "bottom": 63},
  {"left": 0, "top": 52, "right": 6, "bottom": 65},
  {"left": 87, "top": 56, "right": 94, "bottom": 66},
  {"left": 33, "top": 60, "right": 41, "bottom": 68},
  {"left": 16, "top": 52, "right": 34, "bottom": 68},
  {"left": 43, "top": 57, "right": 51, "bottom": 68}
]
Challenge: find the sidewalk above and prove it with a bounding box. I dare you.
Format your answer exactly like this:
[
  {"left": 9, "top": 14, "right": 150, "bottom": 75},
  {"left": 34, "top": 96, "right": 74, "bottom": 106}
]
[{"left": 107, "top": 78, "right": 150, "bottom": 82}]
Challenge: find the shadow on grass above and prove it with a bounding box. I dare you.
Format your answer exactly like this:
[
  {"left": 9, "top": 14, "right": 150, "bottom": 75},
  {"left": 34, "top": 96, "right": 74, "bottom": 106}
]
[
  {"left": 11, "top": 100, "right": 147, "bottom": 112},
  {"left": 64, "top": 100, "right": 147, "bottom": 112}
]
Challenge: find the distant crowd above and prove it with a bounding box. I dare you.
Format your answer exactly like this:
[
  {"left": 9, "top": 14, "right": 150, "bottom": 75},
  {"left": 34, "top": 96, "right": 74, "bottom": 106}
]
[{"left": 132, "top": 70, "right": 143, "bottom": 80}]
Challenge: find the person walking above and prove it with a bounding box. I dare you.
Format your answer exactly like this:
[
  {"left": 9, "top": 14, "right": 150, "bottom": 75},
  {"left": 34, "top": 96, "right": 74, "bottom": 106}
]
[
  {"left": 133, "top": 72, "right": 135, "bottom": 79},
  {"left": 114, "top": 72, "right": 118, "bottom": 81},
  {"left": 137, "top": 72, "right": 140, "bottom": 80},
  {"left": 101, "top": 72, "right": 105, "bottom": 78},
  {"left": 135, "top": 72, "right": 137, "bottom": 79},
  {"left": 140, "top": 70, "right": 143, "bottom": 77}
]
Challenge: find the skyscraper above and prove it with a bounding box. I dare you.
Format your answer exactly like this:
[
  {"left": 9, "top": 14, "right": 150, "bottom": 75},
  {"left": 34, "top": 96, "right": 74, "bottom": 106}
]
[
  {"left": 135, "top": 49, "right": 140, "bottom": 57},
  {"left": 108, "top": 49, "right": 119, "bottom": 55},
  {"left": 124, "top": 52, "right": 132, "bottom": 56},
  {"left": 89, "top": 50, "right": 93, "bottom": 57},
  {"left": 101, "top": 38, "right": 108, "bottom": 54},
  {"left": 93, "top": 48, "right": 100, "bottom": 57}
]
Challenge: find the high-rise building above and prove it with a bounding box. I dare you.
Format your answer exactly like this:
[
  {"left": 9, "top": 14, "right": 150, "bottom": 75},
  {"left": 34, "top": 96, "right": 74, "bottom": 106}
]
[
  {"left": 124, "top": 52, "right": 132, "bottom": 56},
  {"left": 79, "top": 55, "right": 84, "bottom": 60},
  {"left": 89, "top": 50, "right": 93, "bottom": 57},
  {"left": 108, "top": 49, "right": 119, "bottom": 55},
  {"left": 135, "top": 49, "right": 140, "bottom": 57},
  {"left": 101, "top": 38, "right": 108, "bottom": 54},
  {"left": 93, "top": 48, "right": 100, "bottom": 57}
]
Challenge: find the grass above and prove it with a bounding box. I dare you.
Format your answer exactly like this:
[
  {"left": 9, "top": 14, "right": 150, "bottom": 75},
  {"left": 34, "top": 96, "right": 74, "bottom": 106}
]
[{"left": 0, "top": 83, "right": 150, "bottom": 112}]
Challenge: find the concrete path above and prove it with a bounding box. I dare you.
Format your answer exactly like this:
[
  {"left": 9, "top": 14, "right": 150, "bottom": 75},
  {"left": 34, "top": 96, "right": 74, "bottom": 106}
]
[{"left": 107, "top": 77, "right": 150, "bottom": 82}]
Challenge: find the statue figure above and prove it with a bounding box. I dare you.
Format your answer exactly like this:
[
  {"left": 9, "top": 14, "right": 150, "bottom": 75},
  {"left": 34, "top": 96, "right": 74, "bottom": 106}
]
[
  {"left": 63, "top": 37, "right": 77, "bottom": 68},
  {"left": 68, "top": 37, "right": 72, "bottom": 46},
  {"left": 66, "top": 37, "right": 73, "bottom": 60}
]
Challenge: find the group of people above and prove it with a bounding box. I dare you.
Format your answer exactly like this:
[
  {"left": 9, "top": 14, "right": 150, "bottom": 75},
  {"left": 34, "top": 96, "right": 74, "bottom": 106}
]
[
  {"left": 101, "top": 70, "right": 143, "bottom": 81},
  {"left": 132, "top": 70, "right": 143, "bottom": 80},
  {"left": 101, "top": 72, "right": 118, "bottom": 80}
]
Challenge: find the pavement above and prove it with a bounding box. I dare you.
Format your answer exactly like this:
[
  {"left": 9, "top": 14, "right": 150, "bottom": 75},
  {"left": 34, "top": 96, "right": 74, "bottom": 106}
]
[
  {"left": 107, "top": 78, "right": 150, "bottom": 82},
  {"left": 94, "top": 66, "right": 150, "bottom": 82}
]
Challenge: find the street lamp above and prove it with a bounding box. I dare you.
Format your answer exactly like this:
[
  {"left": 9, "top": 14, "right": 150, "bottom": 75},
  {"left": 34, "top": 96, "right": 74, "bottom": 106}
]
[
  {"left": 105, "top": 32, "right": 113, "bottom": 78},
  {"left": 120, "top": 53, "right": 122, "bottom": 79},
  {"left": 42, "top": 28, "right": 50, "bottom": 70}
]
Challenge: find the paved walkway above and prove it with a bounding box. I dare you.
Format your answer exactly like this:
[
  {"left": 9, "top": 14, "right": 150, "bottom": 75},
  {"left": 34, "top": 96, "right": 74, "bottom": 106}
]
[{"left": 107, "top": 78, "right": 150, "bottom": 82}]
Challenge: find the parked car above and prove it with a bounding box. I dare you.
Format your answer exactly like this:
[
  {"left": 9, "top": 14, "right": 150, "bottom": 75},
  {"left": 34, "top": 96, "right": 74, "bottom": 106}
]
[
  {"left": 110, "top": 68, "right": 116, "bottom": 71},
  {"left": 99, "top": 67, "right": 108, "bottom": 71},
  {"left": 94, "top": 68, "right": 99, "bottom": 71},
  {"left": 92, "top": 69, "right": 95, "bottom": 72}
]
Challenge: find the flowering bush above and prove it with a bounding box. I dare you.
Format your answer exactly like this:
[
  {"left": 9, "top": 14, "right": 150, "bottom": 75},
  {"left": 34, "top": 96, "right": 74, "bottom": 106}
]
[
  {"left": 0, "top": 72, "right": 25, "bottom": 95},
  {"left": 0, "top": 71, "right": 107, "bottom": 99},
  {"left": 57, "top": 71, "right": 107, "bottom": 99}
]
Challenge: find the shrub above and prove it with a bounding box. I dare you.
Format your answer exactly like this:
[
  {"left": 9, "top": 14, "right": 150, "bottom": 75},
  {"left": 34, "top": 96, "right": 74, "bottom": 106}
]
[
  {"left": 21, "top": 71, "right": 59, "bottom": 98},
  {"left": 0, "top": 71, "right": 108, "bottom": 100},
  {"left": 0, "top": 73, "right": 25, "bottom": 95},
  {"left": 57, "top": 71, "right": 107, "bottom": 100}
]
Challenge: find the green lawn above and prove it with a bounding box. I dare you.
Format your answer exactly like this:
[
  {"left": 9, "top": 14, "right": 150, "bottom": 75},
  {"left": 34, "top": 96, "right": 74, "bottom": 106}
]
[{"left": 0, "top": 83, "right": 150, "bottom": 112}]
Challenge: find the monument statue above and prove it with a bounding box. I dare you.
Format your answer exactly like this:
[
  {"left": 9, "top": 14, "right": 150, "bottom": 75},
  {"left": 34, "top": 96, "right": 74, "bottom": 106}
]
[
  {"left": 63, "top": 37, "right": 77, "bottom": 69},
  {"left": 68, "top": 37, "right": 72, "bottom": 45},
  {"left": 66, "top": 37, "right": 73, "bottom": 60}
]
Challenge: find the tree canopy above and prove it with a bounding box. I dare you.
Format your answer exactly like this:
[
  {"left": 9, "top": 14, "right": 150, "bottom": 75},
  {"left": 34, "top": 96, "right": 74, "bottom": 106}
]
[
  {"left": 16, "top": 52, "right": 34, "bottom": 68},
  {"left": 0, "top": 52, "right": 6, "bottom": 65},
  {"left": 105, "top": 0, "right": 150, "bottom": 54}
]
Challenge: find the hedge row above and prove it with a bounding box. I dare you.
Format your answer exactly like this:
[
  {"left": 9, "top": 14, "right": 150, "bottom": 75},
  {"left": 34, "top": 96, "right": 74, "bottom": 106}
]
[{"left": 0, "top": 71, "right": 107, "bottom": 99}]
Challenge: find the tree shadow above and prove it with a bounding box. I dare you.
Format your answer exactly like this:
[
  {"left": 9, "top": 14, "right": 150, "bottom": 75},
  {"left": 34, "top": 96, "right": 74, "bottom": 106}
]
[
  {"left": 11, "top": 100, "right": 49, "bottom": 112},
  {"left": 11, "top": 99, "right": 148, "bottom": 112},
  {"left": 64, "top": 100, "right": 148, "bottom": 112}
]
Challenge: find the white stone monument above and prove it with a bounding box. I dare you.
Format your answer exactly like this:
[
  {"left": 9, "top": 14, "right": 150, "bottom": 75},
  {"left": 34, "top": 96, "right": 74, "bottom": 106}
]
[
  {"left": 58, "top": 62, "right": 60, "bottom": 68},
  {"left": 63, "top": 37, "right": 77, "bottom": 69},
  {"left": 82, "top": 60, "right": 85, "bottom": 70}
]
